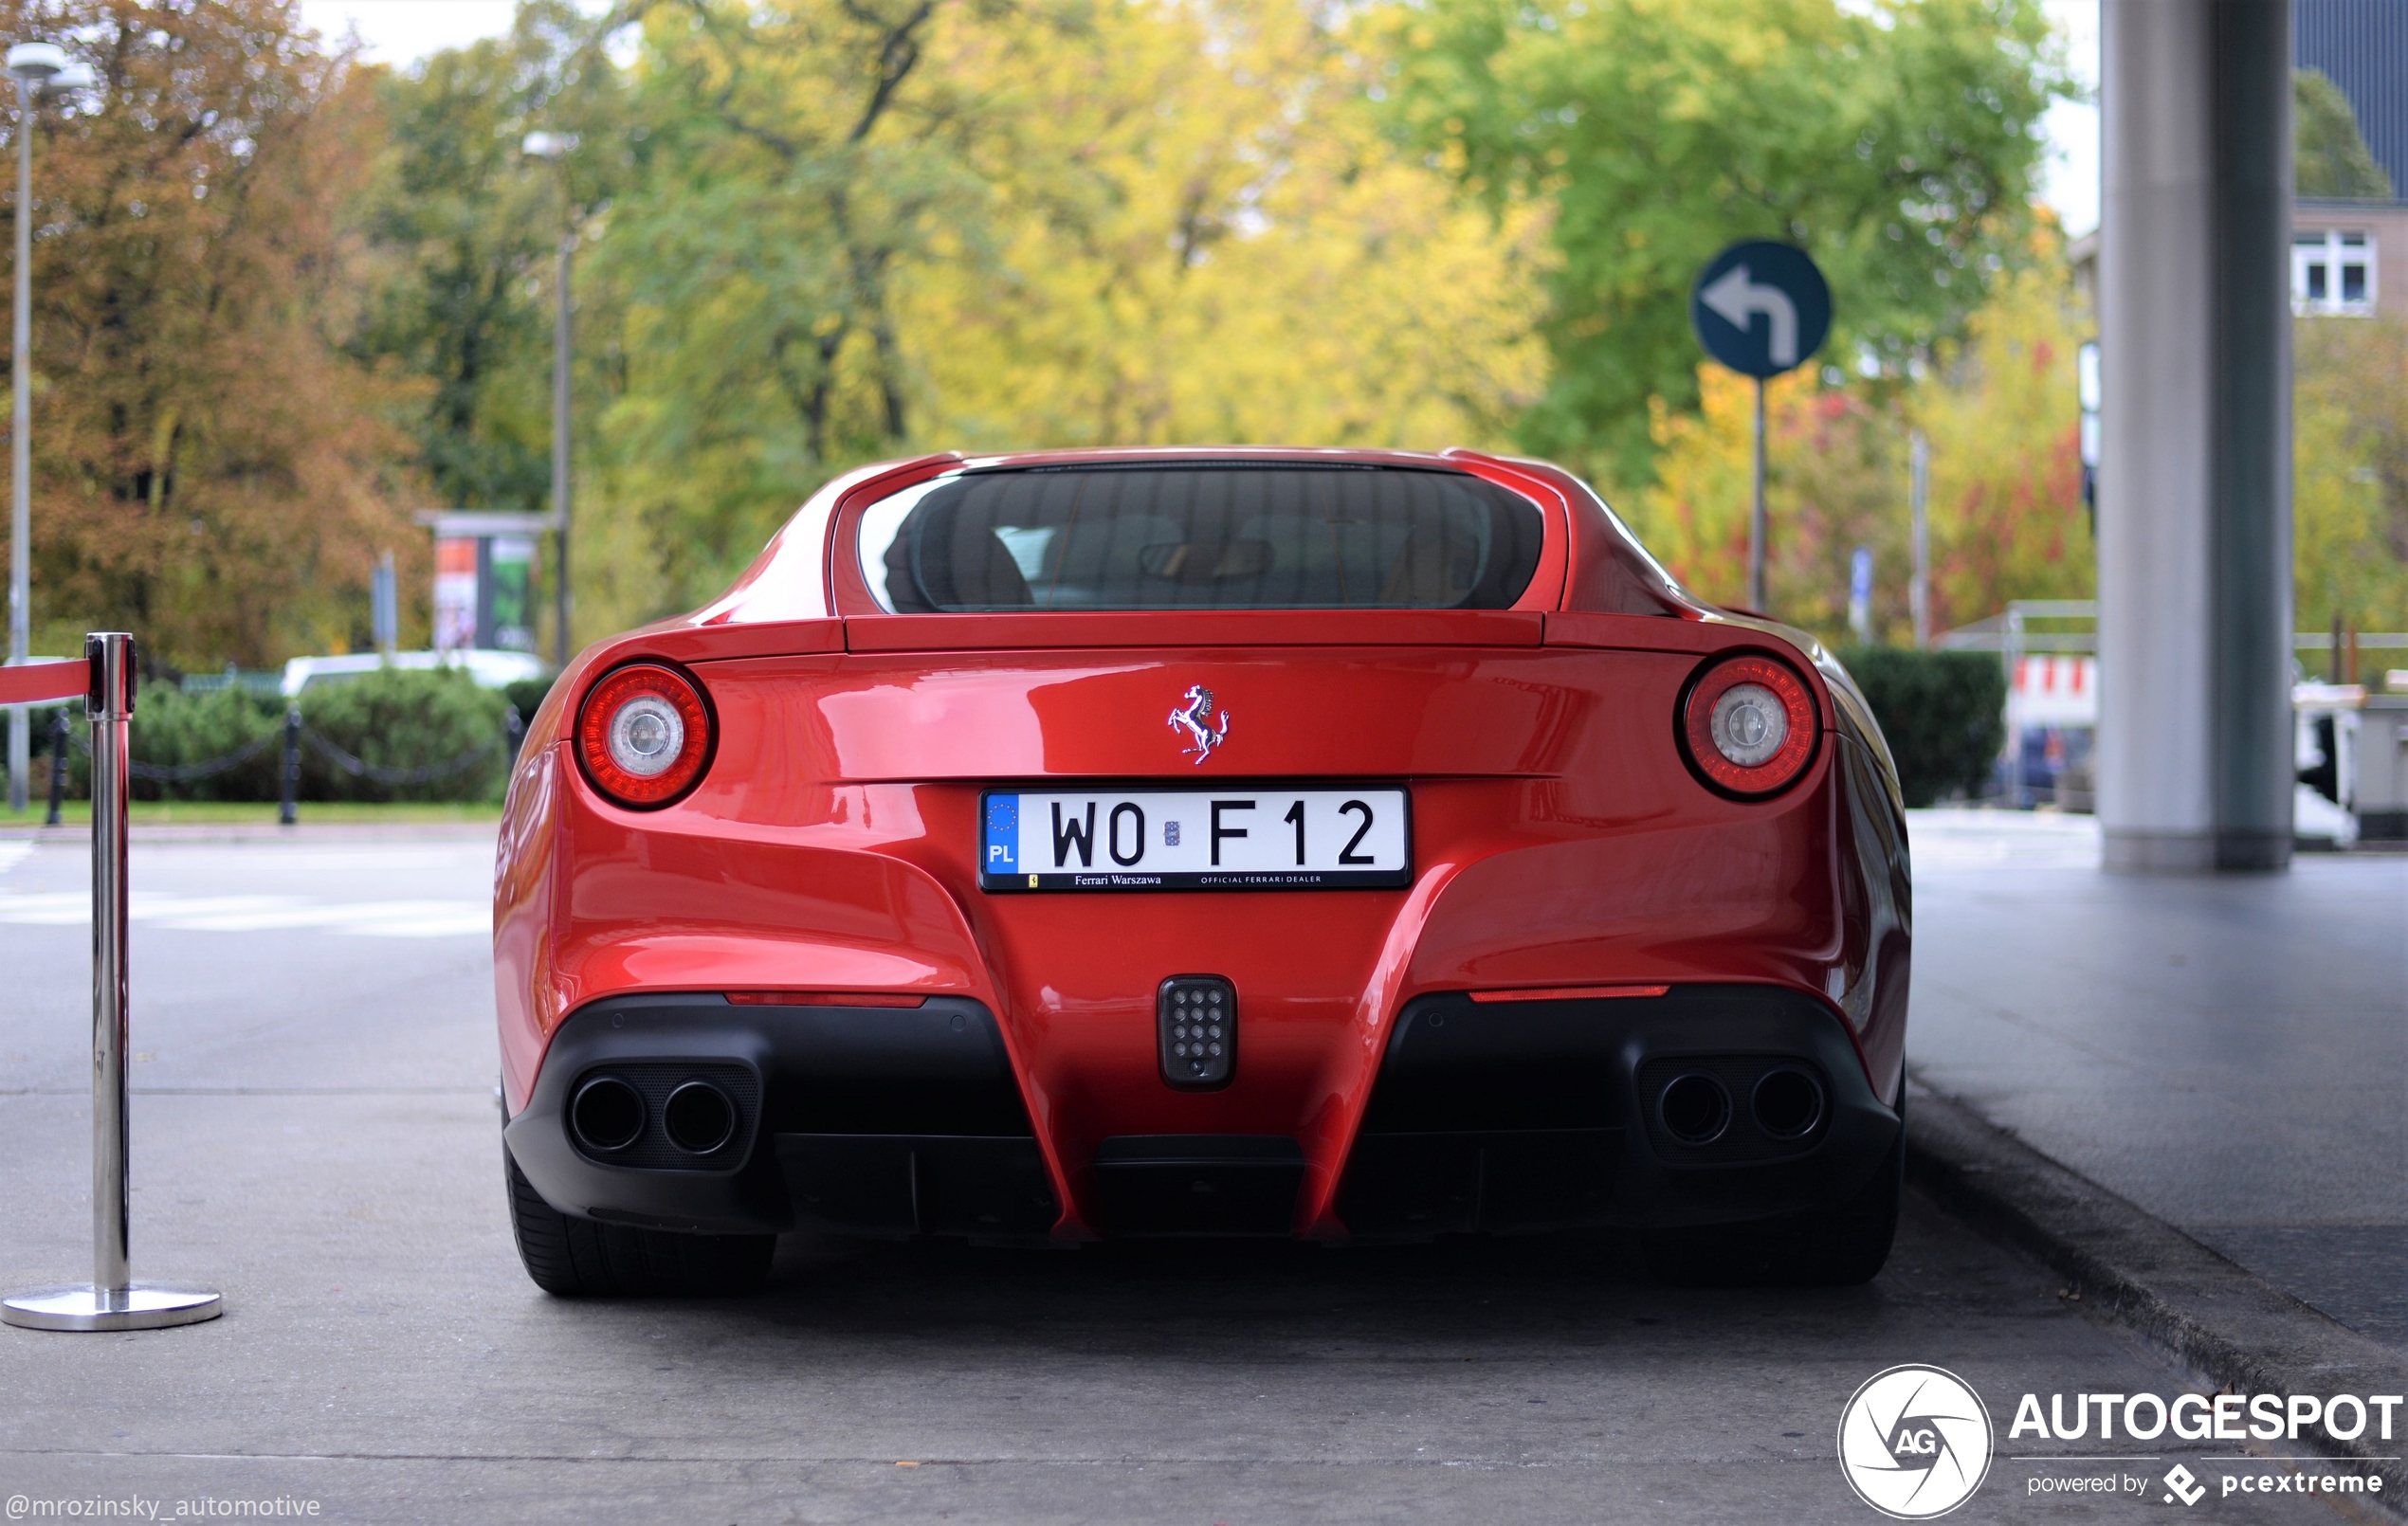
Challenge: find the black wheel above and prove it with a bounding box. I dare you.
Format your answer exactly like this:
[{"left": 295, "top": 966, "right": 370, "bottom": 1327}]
[
  {"left": 1640, "top": 1111, "right": 1904, "bottom": 1288},
  {"left": 505, "top": 1145, "right": 774, "bottom": 1297}
]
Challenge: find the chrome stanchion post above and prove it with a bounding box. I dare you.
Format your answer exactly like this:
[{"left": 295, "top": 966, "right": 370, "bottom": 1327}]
[
  {"left": 4, "top": 633, "right": 221, "bottom": 1332},
  {"left": 92, "top": 632, "right": 131, "bottom": 1293}
]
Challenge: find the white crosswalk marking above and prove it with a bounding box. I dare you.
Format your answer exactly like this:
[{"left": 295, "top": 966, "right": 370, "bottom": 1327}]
[
  {"left": 0, "top": 889, "right": 486, "bottom": 938},
  {"left": 0, "top": 840, "right": 33, "bottom": 877}
]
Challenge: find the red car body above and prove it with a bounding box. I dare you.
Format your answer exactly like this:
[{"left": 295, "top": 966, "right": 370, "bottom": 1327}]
[{"left": 495, "top": 447, "right": 1910, "bottom": 1265}]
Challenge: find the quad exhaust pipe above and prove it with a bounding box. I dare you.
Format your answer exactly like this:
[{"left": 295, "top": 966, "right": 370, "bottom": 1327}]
[
  {"left": 1654, "top": 1066, "right": 1825, "bottom": 1147},
  {"left": 569, "top": 1073, "right": 739, "bottom": 1157}
]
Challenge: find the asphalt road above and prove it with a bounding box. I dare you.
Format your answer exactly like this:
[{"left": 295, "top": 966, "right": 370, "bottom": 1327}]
[{"left": 0, "top": 828, "right": 2385, "bottom": 1524}]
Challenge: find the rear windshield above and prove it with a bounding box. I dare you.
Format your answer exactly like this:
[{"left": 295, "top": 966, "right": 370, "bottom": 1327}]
[{"left": 858, "top": 464, "right": 1547, "bottom": 613}]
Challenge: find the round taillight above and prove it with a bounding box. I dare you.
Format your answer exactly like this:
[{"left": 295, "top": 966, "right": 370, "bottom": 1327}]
[
  {"left": 575, "top": 663, "right": 713, "bottom": 808},
  {"left": 1678, "top": 653, "right": 1818, "bottom": 798}
]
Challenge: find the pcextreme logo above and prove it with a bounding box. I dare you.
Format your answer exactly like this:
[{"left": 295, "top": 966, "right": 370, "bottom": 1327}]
[{"left": 1838, "top": 1365, "right": 1996, "bottom": 1519}]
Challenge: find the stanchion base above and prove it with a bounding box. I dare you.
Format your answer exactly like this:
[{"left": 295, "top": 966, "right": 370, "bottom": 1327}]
[{"left": 2, "top": 1282, "right": 223, "bottom": 1332}]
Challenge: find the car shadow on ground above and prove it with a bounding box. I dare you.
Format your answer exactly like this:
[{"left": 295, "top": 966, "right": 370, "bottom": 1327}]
[{"left": 542, "top": 1213, "right": 1962, "bottom": 1367}]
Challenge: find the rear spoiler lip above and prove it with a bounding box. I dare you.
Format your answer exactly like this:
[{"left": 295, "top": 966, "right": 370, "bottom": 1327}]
[{"left": 597, "top": 609, "right": 1829, "bottom": 664}]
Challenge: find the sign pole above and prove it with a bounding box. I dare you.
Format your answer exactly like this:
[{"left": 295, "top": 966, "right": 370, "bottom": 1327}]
[
  {"left": 1749, "top": 376, "right": 1767, "bottom": 612},
  {"left": 4, "top": 634, "right": 220, "bottom": 1332},
  {"left": 1689, "top": 240, "right": 1831, "bottom": 620}
]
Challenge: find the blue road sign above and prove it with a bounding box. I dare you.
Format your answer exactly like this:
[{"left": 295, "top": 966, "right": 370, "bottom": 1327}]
[{"left": 1690, "top": 241, "right": 1832, "bottom": 379}]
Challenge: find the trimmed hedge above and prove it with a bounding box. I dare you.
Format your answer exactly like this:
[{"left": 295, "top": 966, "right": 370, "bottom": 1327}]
[
  {"left": 61, "top": 668, "right": 512, "bottom": 804},
  {"left": 299, "top": 666, "right": 512, "bottom": 803},
  {"left": 1834, "top": 647, "right": 2007, "bottom": 808},
  {"left": 126, "top": 684, "right": 284, "bottom": 802}
]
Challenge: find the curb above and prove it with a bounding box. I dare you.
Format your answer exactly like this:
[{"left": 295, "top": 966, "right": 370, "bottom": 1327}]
[{"left": 1905, "top": 1074, "right": 2408, "bottom": 1503}]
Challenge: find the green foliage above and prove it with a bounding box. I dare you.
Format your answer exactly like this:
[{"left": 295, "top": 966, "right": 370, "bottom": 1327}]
[
  {"left": 356, "top": 0, "right": 1552, "bottom": 644},
  {"left": 349, "top": 2, "right": 623, "bottom": 519},
  {"left": 2296, "top": 69, "right": 2391, "bottom": 200},
  {"left": 72, "top": 672, "right": 512, "bottom": 804},
  {"left": 2293, "top": 315, "right": 2408, "bottom": 634},
  {"left": 1835, "top": 647, "right": 2004, "bottom": 808},
  {"left": 299, "top": 669, "right": 514, "bottom": 803},
  {"left": 119, "top": 684, "right": 285, "bottom": 803},
  {"left": 1379, "top": 0, "right": 2070, "bottom": 487}
]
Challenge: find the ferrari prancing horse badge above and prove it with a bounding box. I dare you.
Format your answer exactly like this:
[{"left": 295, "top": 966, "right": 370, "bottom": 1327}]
[{"left": 1167, "top": 685, "right": 1231, "bottom": 765}]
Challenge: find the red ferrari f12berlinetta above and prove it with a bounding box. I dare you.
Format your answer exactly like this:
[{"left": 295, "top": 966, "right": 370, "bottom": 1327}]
[{"left": 494, "top": 448, "right": 1911, "bottom": 1295}]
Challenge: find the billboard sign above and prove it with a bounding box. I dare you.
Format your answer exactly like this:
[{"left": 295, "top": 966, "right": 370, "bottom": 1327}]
[{"left": 420, "top": 511, "right": 556, "bottom": 655}]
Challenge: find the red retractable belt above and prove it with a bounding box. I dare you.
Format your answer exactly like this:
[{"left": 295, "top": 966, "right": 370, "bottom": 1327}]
[{"left": 0, "top": 658, "right": 89, "bottom": 707}]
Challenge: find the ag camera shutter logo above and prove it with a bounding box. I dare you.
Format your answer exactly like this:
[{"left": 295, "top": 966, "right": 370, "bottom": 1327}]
[{"left": 1837, "top": 1365, "right": 1995, "bottom": 1518}]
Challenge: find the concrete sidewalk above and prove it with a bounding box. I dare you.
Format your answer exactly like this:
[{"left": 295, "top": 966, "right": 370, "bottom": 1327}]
[{"left": 1907, "top": 808, "right": 2408, "bottom": 1353}]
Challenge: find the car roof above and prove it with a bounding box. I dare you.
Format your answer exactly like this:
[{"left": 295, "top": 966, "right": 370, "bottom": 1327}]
[
  {"left": 946, "top": 445, "right": 1474, "bottom": 471},
  {"left": 686, "top": 446, "right": 1698, "bottom": 627}
]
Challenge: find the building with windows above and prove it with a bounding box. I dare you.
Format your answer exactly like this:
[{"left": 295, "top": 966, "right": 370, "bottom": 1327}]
[
  {"left": 2288, "top": 1, "right": 2404, "bottom": 318},
  {"left": 2071, "top": 4, "right": 2407, "bottom": 319},
  {"left": 2291, "top": 217, "right": 2381, "bottom": 314},
  {"left": 2295, "top": 208, "right": 2403, "bottom": 318},
  {"left": 2076, "top": 208, "right": 2399, "bottom": 318}
]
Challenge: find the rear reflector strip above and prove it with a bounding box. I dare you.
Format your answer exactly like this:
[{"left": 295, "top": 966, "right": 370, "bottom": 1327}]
[
  {"left": 723, "top": 990, "right": 929, "bottom": 1008},
  {"left": 1469, "top": 984, "right": 1669, "bottom": 1004}
]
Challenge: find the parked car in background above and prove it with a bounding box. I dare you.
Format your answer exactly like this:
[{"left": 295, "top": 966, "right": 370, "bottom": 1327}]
[
  {"left": 280, "top": 649, "right": 548, "bottom": 699},
  {"left": 494, "top": 447, "right": 1913, "bottom": 1298}
]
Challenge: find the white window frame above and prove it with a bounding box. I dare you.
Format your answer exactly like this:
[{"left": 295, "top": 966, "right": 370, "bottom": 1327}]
[{"left": 2293, "top": 229, "right": 2378, "bottom": 316}]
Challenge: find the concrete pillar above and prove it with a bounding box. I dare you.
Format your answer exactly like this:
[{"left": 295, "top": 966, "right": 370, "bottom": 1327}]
[{"left": 2098, "top": 0, "right": 2294, "bottom": 873}]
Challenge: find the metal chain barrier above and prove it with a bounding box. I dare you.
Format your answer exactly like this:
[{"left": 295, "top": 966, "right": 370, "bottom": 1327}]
[
  {"left": 61, "top": 725, "right": 276, "bottom": 782},
  {"left": 52, "top": 712, "right": 515, "bottom": 790},
  {"left": 301, "top": 725, "right": 497, "bottom": 786}
]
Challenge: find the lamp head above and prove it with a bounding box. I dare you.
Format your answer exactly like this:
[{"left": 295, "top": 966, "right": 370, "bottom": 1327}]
[{"left": 6, "top": 42, "right": 66, "bottom": 83}]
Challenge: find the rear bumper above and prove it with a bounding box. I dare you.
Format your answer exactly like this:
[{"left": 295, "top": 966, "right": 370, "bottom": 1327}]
[
  {"left": 504, "top": 986, "right": 1897, "bottom": 1240},
  {"left": 502, "top": 994, "right": 1057, "bottom": 1237},
  {"left": 1337, "top": 985, "right": 1896, "bottom": 1237}
]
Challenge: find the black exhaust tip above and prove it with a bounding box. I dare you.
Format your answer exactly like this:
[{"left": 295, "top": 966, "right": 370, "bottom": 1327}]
[
  {"left": 663, "top": 1081, "right": 737, "bottom": 1155},
  {"left": 570, "top": 1075, "right": 646, "bottom": 1153},
  {"left": 1751, "top": 1067, "right": 1824, "bottom": 1139},
  {"left": 1658, "top": 1073, "right": 1731, "bottom": 1145}
]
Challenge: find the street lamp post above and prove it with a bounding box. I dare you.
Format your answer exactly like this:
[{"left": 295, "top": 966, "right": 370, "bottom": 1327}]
[
  {"left": 5, "top": 42, "right": 88, "bottom": 814},
  {"left": 521, "top": 130, "right": 576, "bottom": 671}
]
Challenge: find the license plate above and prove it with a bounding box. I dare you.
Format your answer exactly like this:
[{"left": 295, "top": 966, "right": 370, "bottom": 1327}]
[{"left": 979, "top": 786, "right": 1411, "bottom": 891}]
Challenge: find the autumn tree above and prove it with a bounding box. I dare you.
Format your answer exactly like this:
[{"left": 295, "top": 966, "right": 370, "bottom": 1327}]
[
  {"left": 348, "top": 1, "right": 620, "bottom": 519},
  {"left": 1636, "top": 251, "right": 2089, "bottom": 642},
  {"left": 907, "top": 0, "right": 1547, "bottom": 455},
  {"left": 6, "top": 0, "right": 413, "bottom": 667},
  {"left": 2294, "top": 316, "right": 2408, "bottom": 636},
  {"left": 555, "top": 0, "right": 1546, "bottom": 633},
  {"left": 1378, "top": 0, "right": 2068, "bottom": 490}
]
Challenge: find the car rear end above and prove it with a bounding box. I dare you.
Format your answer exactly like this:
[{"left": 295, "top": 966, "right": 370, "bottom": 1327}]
[{"left": 494, "top": 450, "right": 1909, "bottom": 1284}]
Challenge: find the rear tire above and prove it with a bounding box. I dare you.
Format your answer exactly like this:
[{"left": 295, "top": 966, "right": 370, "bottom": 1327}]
[
  {"left": 505, "top": 1146, "right": 774, "bottom": 1298},
  {"left": 1640, "top": 1108, "right": 1904, "bottom": 1288}
]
